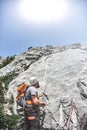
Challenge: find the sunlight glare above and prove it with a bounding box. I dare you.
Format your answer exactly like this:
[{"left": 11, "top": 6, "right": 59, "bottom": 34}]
[{"left": 18, "top": 0, "right": 69, "bottom": 24}]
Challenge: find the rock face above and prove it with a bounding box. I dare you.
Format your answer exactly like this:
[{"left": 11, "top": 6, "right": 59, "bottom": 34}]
[
  {"left": 0, "top": 43, "right": 87, "bottom": 129},
  {"left": 0, "top": 46, "right": 53, "bottom": 77}
]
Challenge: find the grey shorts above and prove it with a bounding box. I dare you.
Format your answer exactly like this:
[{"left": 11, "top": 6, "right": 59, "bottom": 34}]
[
  {"left": 23, "top": 105, "right": 40, "bottom": 130},
  {"left": 23, "top": 116, "right": 40, "bottom": 130}
]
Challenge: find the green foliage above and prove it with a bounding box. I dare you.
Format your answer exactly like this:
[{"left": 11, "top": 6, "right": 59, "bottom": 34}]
[
  {"left": 9, "top": 94, "right": 14, "bottom": 104},
  {"left": 0, "top": 55, "right": 22, "bottom": 129},
  {"left": 0, "top": 72, "right": 18, "bottom": 89},
  {"left": 0, "top": 82, "right": 4, "bottom": 102},
  {"left": 0, "top": 81, "right": 20, "bottom": 130},
  {"left": 4, "top": 114, "right": 20, "bottom": 130},
  {"left": 0, "top": 56, "right": 15, "bottom": 69},
  {"left": 23, "top": 64, "right": 30, "bottom": 71},
  {"left": 0, "top": 112, "right": 20, "bottom": 130},
  {"left": 21, "top": 63, "right": 30, "bottom": 71}
]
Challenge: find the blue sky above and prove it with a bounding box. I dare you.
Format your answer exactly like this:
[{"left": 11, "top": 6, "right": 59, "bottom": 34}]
[{"left": 0, "top": 0, "right": 87, "bottom": 57}]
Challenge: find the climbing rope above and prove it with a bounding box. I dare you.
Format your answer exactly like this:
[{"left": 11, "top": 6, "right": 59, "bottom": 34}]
[
  {"left": 39, "top": 56, "right": 49, "bottom": 128},
  {"left": 40, "top": 96, "right": 80, "bottom": 130},
  {"left": 66, "top": 100, "right": 73, "bottom": 130},
  {"left": 58, "top": 99, "right": 81, "bottom": 130},
  {"left": 41, "top": 56, "right": 64, "bottom": 129},
  {"left": 42, "top": 56, "right": 49, "bottom": 93},
  {"left": 41, "top": 56, "right": 81, "bottom": 130}
]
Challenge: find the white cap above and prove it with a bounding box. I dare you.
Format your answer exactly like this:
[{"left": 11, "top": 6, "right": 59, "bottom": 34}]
[{"left": 29, "top": 76, "right": 39, "bottom": 86}]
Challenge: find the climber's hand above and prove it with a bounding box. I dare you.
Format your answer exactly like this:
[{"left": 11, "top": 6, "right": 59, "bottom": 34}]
[{"left": 38, "top": 92, "right": 44, "bottom": 98}]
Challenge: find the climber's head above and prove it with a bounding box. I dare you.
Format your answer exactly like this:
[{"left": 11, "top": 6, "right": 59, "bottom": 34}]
[{"left": 29, "top": 76, "right": 40, "bottom": 88}]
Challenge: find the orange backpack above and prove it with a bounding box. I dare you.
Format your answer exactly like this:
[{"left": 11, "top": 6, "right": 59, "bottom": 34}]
[{"left": 16, "top": 83, "right": 29, "bottom": 108}]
